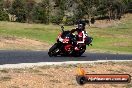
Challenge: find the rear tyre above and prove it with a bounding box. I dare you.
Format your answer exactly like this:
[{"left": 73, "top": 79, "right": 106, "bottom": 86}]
[
  {"left": 48, "top": 52, "right": 54, "bottom": 57},
  {"left": 73, "top": 51, "right": 84, "bottom": 57},
  {"left": 73, "top": 46, "right": 86, "bottom": 57}
]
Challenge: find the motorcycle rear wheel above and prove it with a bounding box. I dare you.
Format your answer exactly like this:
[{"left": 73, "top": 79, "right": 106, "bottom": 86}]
[
  {"left": 73, "top": 51, "right": 84, "bottom": 57},
  {"left": 73, "top": 47, "right": 86, "bottom": 57}
]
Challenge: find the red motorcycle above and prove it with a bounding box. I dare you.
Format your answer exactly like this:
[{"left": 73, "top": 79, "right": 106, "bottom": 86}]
[{"left": 48, "top": 26, "right": 93, "bottom": 57}]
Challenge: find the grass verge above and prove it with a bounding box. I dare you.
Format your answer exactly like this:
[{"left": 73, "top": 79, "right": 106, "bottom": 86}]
[{"left": 0, "top": 14, "right": 132, "bottom": 53}]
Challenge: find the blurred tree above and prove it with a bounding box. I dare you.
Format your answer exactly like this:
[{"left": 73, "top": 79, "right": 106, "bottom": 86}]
[
  {"left": 0, "top": 0, "right": 131, "bottom": 24},
  {"left": 25, "top": 0, "right": 36, "bottom": 23},
  {"left": 32, "top": 0, "right": 49, "bottom": 23},
  {"left": 0, "top": 0, "right": 9, "bottom": 21},
  {"left": 3, "top": 0, "right": 11, "bottom": 10},
  {"left": 10, "top": 0, "right": 27, "bottom": 22}
]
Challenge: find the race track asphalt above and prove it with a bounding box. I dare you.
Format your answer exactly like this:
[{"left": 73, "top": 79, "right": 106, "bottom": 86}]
[{"left": 0, "top": 50, "right": 132, "bottom": 65}]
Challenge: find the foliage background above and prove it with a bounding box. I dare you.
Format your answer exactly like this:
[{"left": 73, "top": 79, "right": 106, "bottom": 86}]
[{"left": 0, "top": 0, "right": 131, "bottom": 25}]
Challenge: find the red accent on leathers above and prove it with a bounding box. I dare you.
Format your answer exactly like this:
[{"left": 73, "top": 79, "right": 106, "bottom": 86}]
[{"left": 70, "top": 28, "right": 83, "bottom": 41}]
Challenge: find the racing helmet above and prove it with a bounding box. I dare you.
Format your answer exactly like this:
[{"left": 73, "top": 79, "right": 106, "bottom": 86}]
[{"left": 77, "top": 19, "right": 86, "bottom": 31}]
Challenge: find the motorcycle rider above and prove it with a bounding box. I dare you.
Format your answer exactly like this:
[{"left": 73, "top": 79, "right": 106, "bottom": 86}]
[{"left": 70, "top": 19, "right": 88, "bottom": 50}]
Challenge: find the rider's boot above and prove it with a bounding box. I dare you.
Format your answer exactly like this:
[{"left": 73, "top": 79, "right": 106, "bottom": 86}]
[{"left": 74, "top": 46, "right": 80, "bottom": 51}]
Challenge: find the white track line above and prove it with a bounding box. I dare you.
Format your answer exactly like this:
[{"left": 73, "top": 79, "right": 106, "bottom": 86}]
[{"left": 0, "top": 60, "right": 132, "bottom": 69}]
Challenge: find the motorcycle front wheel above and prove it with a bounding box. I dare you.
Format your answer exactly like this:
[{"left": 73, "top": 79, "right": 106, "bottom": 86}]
[{"left": 48, "top": 43, "right": 58, "bottom": 57}]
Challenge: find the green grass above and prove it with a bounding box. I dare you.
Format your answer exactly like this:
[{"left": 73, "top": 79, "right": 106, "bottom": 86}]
[
  {"left": 87, "top": 17, "right": 132, "bottom": 53},
  {"left": 0, "top": 22, "right": 74, "bottom": 44},
  {"left": 0, "top": 16, "right": 132, "bottom": 53}
]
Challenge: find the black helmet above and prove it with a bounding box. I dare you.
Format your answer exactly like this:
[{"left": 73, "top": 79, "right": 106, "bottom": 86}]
[
  {"left": 76, "top": 19, "right": 86, "bottom": 30},
  {"left": 76, "top": 19, "right": 86, "bottom": 26}
]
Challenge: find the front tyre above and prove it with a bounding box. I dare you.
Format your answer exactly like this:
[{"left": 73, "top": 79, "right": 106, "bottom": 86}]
[{"left": 48, "top": 43, "right": 58, "bottom": 57}]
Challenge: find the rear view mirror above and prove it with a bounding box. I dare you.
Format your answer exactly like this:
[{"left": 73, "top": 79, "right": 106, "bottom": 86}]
[
  {"left": 61, "top": 26, "right": 64, "bottom": 32},
  {"left": 61, "top": 26, "right": 64, "bottom": 29}
]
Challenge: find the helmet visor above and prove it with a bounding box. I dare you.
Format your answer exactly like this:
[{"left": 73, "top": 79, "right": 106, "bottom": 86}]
[{"left": 78, "top": 24, "right": 83, "bottom": 29}]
